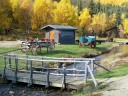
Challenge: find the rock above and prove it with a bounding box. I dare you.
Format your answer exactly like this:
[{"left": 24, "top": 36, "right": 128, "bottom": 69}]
[{"left": 9, "top": 91, "right": 14, "bottom": 94}]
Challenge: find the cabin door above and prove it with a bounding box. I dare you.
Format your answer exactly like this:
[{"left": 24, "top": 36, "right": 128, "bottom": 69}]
[{"left": 49, "top": 31, "right": 54, "bottom": 41}]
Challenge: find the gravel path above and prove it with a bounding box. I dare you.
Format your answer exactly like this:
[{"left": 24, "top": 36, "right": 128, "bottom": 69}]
[
  {"left": 0, "top": 41, "right": 22, "bottom": 47},
  {"left": 93, "top": 75, "right": 128, "bottom": 96}
]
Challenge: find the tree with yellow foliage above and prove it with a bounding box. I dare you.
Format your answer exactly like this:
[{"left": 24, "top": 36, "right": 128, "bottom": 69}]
[
  {"left": 9, "top": 0, "right": 20, "bottom": 28},
  {"left": 53, "top": 0, "right": 78, "bottom": 26},
  {"left": 0, "top": 0, "right": 12, "bottom": 33},
  {"left": 19, "top": 0, "right": 32, "bottom": 32},
  {"left": 123, "top": 18, "right": 128, "bottom": 35},
  {"left": 31, "top": 0, "right": 54, "bottom": 30},
  {"left": 107, "top": 13, "right": 116, "bottom": 30},
  {"left": 78, "top": 8, "right": 92, "bottom": 35},
  {"left": 90, "top": 12, "right": 107, "bottom": 36}
]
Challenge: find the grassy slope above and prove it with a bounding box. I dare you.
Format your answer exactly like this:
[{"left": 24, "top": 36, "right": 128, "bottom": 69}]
[{"left": 96, "top": 63, "right": 128, "bottom": 78}]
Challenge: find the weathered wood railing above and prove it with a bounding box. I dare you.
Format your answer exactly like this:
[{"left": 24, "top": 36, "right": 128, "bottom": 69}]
[
  {"left": 7, "top": 54, "right": 96, "bottom": 73},
  {"left": 1, "top": 54, "right": 97, "bottom": 89}
]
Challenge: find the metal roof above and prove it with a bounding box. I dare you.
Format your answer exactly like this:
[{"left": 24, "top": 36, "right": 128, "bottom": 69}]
[{"left": 41, "top": 25, "right": 77, "bottom": 30}]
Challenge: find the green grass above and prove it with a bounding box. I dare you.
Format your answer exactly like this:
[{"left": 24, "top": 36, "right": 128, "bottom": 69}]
[
  {"left": 0, "top": 42, "right": 114, "bottom": 70},
  {"left": 96, "top": 63, "right": 128, "bottom": 78},
  {"left": 37, "top": 42, "right": 115, "bottom": 57}
]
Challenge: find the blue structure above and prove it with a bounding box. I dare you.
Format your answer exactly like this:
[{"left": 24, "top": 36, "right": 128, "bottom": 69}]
[{"left": 41, "top": 25, "right": 77, "bottom": 44}]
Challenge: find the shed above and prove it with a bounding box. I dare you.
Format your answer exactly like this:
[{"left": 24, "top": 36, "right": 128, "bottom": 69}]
[
  {"left": 41, "top": 25, "right": 77, "bottom": 44},
  {"left": 106, "top": 26, "right": 123, "bottom": 38}
]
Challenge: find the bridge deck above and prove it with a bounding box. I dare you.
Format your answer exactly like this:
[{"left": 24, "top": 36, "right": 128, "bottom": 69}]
[{"left": 1, "top": 70, "right": 85, "bottom": 89}]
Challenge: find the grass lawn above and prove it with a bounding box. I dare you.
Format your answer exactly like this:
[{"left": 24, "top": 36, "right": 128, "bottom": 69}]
[
  {"left": 0, "top": 42, "right": 115, "bottom": 58},
  {"left": 36, "top": 42, "right": 115, "bottom": 57},
  {"left": 0, "top": 42, "right": 115, "bottom": 71}
]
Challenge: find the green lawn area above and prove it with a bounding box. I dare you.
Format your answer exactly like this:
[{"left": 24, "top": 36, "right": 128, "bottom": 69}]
[
  {"left": 36, "top": 42, "right": 115, "bottom": 57},
  {"left": 0, "top": 42, "right": 115, "bottom": 71},
  {"left": 0, "top": 42, "right": 115, "bottom": 58}
]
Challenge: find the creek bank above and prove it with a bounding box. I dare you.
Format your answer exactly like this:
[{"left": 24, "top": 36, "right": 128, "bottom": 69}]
[
  {"left": 0, "top": 82, "right": 72, "bottom": 96},
  {"left": 83, "top": 48, "right": 113, "bottom": 58}
]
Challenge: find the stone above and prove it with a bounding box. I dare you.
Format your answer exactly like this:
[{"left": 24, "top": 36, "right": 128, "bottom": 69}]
[{"left": 9, "top": 91, "right": 14, "bottom": 94}]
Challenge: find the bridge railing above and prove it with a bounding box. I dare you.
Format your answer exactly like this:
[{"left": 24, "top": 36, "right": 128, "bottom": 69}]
[
  {"left": 1, "top": 54, "right": 97, "bottom": 89},
  {"left": 7, "top": 54, "right": 96, "bottom": 73}
]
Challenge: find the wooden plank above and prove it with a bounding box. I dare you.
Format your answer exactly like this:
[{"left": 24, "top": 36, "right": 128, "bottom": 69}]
[
  {"left": 29, "top": 61, "right": 33, "bottom": 85},
  {"left": 4, "top": 70, "right": 85, "bottom": 89},
  {"left": 14, "top": 58, "right": 18, "bottom": 83}
]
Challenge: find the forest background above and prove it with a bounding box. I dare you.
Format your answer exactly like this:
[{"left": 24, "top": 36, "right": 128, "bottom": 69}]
[{"left": 1, "top": 0, "right": 128, "bottom": 39}]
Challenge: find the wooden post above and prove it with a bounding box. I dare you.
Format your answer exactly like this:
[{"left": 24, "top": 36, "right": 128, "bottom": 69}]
[
  {"left": 29, "top": 60, "right": 33, "bottom": 86},
  {"left": 46, "top": 42, "right": 48, "bottom": 53},
  {"left": 42, "top": 58, "right": 44, "bottom": 72},
  {"left": 26, "top": 55, "right": 28, "bottom": 70},
  {"left": 8, "top": 55, "right": 11, "bottom": 69},
  {"left": 2, "top": 57, "right": 6, "bottom": 78},
  {"left": 91, "top": 60, "right": 94, "bottom": 74},
  {"left": 62, "top": 64, "right": 66, "bottom": 89},
  {"left": 84, "top": 62, "right": 88, "bottom": 84},
  {"left": 45, "top": 64, "right": 50, "bottom": 88},
  {"left": 14, "top": 58, "right": 18, "bottom": 83},
  {"left": 87, "top": 65, "right": 98, "bottom": 87},
  {"left": 73, "top": 62, "right": 76, "bottom": 76},
  {"left": 57, "top": 62, "right": 62, "bottom": 74}
]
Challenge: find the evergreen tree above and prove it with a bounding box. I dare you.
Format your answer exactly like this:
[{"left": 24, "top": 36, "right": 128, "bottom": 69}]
[
  {"left": 116, "top": 6, "right": 121, "bottom": 26},
  {"left": 88, "top": 0, "right": 95, "bottom": 16},
  {"left": 77, "top": 0, "right": 83, "bottom": 16}
]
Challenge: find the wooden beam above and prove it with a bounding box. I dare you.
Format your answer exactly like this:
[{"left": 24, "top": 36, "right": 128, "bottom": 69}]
[
  {"left": 14, "top": 58, "right": 18, "bottom": 83},
  {"left": 29, "top": 61, "right": 33, "bottom": 86}
]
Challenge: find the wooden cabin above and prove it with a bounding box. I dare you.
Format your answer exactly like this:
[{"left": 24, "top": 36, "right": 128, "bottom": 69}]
[
  {"left": 41, "top": 25, "right": 77, "bottom": 44},
  {"left": 106, "top": 26, "right": 123, "bottom": 38}
]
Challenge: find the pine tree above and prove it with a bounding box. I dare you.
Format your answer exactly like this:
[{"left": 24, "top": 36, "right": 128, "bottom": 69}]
[
  {"left": 116, "top": 6, "right": 121, "bottom": 26},
  {"left": 88, "top": 0, "right": 95, "bottom": 16},
  {"left": 77, "top": 0, "right": 83, "bottom": 16}
]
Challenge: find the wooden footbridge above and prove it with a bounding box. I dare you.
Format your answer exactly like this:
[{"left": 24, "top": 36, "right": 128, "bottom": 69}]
[{"left": 0, "top": 54, "right": 98, "bottom": 89}]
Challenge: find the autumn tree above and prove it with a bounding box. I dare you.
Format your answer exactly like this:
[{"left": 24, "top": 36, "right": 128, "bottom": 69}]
[
  {"left": 78, "top": 8, "right": 92, "bottom": 35},
  {"left": 90, "top": 12, "right": 107, "bottom": 37},
  {"left": 106, "top": 13, "right": 116, "bottom": 30},
  {"left": 19, "top": 0, "right": 33, "bottom": 33},
  {"left": 0, "top": 0, "right": 12, "bottom": 35},
  {"left": 123, "top": 18, "right": 128, "bottom": 36},
  {"left": 9, "top": 0, "right": 20, "bottom": 28},
  {"left": 53, "top": 0, "right": 78, "bottom": 26},
  {"left": 31, "top": 0, "right": 54, "bottom": 30}
]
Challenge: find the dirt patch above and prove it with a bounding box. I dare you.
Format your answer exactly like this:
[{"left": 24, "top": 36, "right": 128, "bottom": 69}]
[{"left": 93, "top": 75, "right": 128, "bottom": 96}]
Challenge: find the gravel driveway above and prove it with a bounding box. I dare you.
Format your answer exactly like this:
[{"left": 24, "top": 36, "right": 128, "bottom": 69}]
[{"left": 0, "top": 41, "right": 22, "bottom": 47}]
